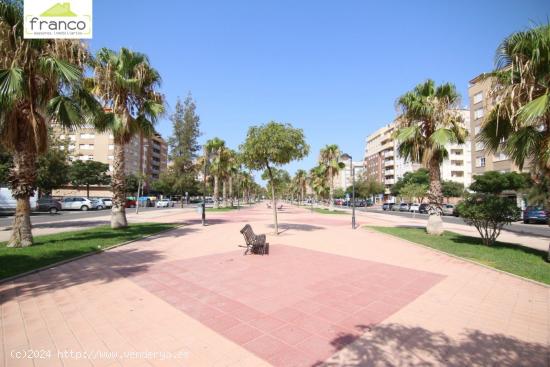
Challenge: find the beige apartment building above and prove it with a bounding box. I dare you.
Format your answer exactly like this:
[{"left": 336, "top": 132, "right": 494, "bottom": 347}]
[
  {"left": 53, "top": 125, "right": 168, "bottom": 197},
  {"left": 334, "top": 158, "right": 365, "bottom": 190},
  {"left": 468, "top": 74, "right": 521, "bottom": 175}
]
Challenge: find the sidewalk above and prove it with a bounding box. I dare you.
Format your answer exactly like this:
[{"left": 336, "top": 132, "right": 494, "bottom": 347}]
[{"left": 1, "top": 204, "right": 548, "bottom": 366}]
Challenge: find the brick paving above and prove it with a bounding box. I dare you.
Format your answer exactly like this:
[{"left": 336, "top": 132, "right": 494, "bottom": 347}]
[{"left": 1, "top": 204, "right": 549, "bottom": 366}]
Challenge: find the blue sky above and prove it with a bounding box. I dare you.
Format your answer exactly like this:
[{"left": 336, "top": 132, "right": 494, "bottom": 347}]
[{"left": 90, "top": 0, "right": 549, "bottom": 182}]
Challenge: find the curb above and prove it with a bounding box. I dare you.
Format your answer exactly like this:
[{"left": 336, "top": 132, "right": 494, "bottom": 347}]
[
  {"left": 366, "top": 226, "right": 550, "bottom": 289},
  {"left": 0, "top": 223, "right": 185, "bottom": 285}
]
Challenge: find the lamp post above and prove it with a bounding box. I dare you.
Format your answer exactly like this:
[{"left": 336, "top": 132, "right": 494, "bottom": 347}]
[{"left": 341, "top": 153, "right": 356, "bottom": 229}]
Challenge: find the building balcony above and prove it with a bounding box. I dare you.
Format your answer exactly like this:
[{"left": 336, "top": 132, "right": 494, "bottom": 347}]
[
  {"left": 384, "top": 169, "right": 394, "bottom": 175},
  {"left": 384, "top": 160, "right": 394, "bottom": 167},
  {"left": 385, "top": 178, "right": 395, "bottom": 185}
]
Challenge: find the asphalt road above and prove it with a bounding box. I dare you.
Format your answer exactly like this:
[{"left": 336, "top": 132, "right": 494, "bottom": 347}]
[
  {"left": 0, "top": 206, "right": 188, "bottom": 229},
  {"left": 357, "top": 207, "right": 550, "bottom": 238}
]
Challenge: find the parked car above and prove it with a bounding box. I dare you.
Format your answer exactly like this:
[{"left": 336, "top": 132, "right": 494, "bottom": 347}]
[
  {"left": 61, "top": 197, "right": 99, "bottom": 211},
  {"left": 382, "top": 202, "right": 395, "bottom": 211},
  {"left": 156, "top": 199, "right": 174, "bottom": 208},
  {"left": 96, "top": 198, "right": 112, "bottom": 209},
  {"left": 409, "top": 203, "right": 421, "bottom": 213},
  {"left": 391, "top": 203, "right": 401, "bottom": 211},
  {"left": 442, "top": 204, "right": 458, "bottom": 216},
  {"left": 0, "top": 187, "right": 38, "bottom": 213},
  {"left": 398, "top": 203, "right": 410, "bottom": 212},
  {"left": 523, "top": 206, "right": 549, "bottom": 224},
  {"left": 35, "top": 197, "right": 62, "bottom": 214},
  {"left": 418, "top": 203, "right": 429, "bottom": 214},
  {"left": 125, "top": 199, "right": 137, "bottom": 208}
]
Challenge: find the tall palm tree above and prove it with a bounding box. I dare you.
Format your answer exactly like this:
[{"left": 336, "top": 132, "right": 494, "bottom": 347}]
[
  {"left": 294, "top": 169, "right": 308, "bottom": 204},
  {"left": 395, "top": 79, "right": 467, "bottom": 234},
  {"left": 90, "top": 47, "right": 165, "bottom": 228},
  {"left": 308, "top": 165, "right": 328, "bottom": 202},
  {"left": 0, "top": 2, "right": 101, "bottom": 247},
  {"left": 225, "top": 149, "right": 239, "bottom": 207},
  {"left": 204, "top": 137, "right": 226, "bottom": 209},
  {"left": 478, "top": 24, "right": 550, "bottom": 217},
  {"left": 319, "top": 144, "right": 345, "bottom": 210}
]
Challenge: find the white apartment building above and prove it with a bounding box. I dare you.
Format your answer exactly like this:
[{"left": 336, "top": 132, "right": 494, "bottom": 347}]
[{"left": 334, "top": 159, "right": 365, "bottom": 190}]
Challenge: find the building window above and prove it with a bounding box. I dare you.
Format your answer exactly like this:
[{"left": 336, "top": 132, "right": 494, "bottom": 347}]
[
  {"left": 108, "top": 144, "right": 114, "bottom": 150},
  {"left": 79, "top": 144, "right": 94, "bottom": 150},
  {"left": 68, "top": 144, "right": 75, "bottom": 151},
  {"left": 494, "top": 152, "right": 508, "bottom": 161},
  {"left": 108, "top": 155, "right": 114, "bottom": 160},
  {"left": 475, "top": 142, "right": 484, "bottom": 151},
  {"left": 80, "top": 133, "right": 95, "bottom": 139},
  {"left": 474, "top": 108, "right": 484, "bottom": 120},
  {"left": 476, "top": 156, "right": 486, "bottom": 167},
  {"left": 474, "top": 126, "right": 481, "bottom": 135},
  {"left": 473, "top": 92, "right": 483, "bottom": 104},
  {"left": 78, "top": 155, "right": 93, "bottom": 161},
  {"left": 451, "top": 171, "right": 464, "bottom": 177}
]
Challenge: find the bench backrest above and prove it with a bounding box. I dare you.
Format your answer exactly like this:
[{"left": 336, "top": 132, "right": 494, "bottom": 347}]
[{"left": 240, "top": 224, "right": 256, "bottom": 244}]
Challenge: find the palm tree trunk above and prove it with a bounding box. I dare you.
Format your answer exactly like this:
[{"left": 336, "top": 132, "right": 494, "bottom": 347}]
[
  {"left": 228, "top": 176, "right": 233, "bottom": 207},
  {"left": 427, "top": 158, "right": 443, "bottom": 235},
  {"left": 222, "top": 180, "right": 227, "bottom": 207},
  {"left": 329, "top": 168, "right": 334, "bottom": 211},
  {"left": 111, "top": 142, "right": 128, "bottom": 229},
  {"left": 7, "top": 149, "right": 36, "bottom": 248},
  {"left": 213, "top": 176, "right": 219, "bottom": 209}
]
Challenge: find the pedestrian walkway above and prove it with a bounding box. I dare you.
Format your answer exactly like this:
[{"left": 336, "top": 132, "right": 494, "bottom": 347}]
[{"left": 1, "top": 204, "right": 548, "bottom": 366}]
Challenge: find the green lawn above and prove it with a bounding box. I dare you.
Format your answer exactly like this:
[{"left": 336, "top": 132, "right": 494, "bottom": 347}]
[
  {"left": 367, "top": 226, "right": 550, "bottom": 285},
  {"left": 312, "top": 208, "right": 348, "bottom": 215},
  {"left": 0, "top": 223, "right": 177, "bottom": 280}
]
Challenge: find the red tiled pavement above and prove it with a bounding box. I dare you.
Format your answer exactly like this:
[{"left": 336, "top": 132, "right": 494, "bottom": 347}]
[{"left": 121, "top": 245, "right": 443, "bottom": 366}]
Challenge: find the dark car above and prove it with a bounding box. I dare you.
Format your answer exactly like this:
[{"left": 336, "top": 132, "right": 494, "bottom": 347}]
[
  {"left": 419, "top": 203, "right": 429, "bottom": 214},
  {"left": 382, "top": 203, "right": 395, "bottom": 211},
  {"left": 36, "top": 197, "right": 62, "bottom": 214},
  {"left": 523, "top": 206, "right": 548, "bottom": 224}
]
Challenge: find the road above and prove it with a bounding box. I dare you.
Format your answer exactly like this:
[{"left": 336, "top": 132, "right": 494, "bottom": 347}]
[
  {"left": 0, "top": 206, "right": 189, "bottom": 229},
  {"left": 355, "top": 207, "right": 550, "bottom": 238}
]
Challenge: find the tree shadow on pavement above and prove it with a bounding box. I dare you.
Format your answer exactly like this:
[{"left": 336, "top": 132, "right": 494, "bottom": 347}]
[
  {"left": 267, "top": 223, "right": 325, "bottom": 234},
  {"left": 316, "top": 323, "right": 549, "bottom": 366}
]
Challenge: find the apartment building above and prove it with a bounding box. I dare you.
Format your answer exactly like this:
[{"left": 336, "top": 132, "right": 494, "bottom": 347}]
[
  {"left": 364, "top": 109, "right": 472, "bottom": 199},
  {"left": 334, "top": 159, "right": 365, "bottom": 190},
  {"left": 469, "top": 74, "right": 520, "bottom": 175},
  {"left": 53, "top": 124, "right": 168, "bottom": 196}
]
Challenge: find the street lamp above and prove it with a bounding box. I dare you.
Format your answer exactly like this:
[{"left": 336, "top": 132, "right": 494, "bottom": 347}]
[{"left": 340, "top": 153, "right": 356, "bottom": 229}]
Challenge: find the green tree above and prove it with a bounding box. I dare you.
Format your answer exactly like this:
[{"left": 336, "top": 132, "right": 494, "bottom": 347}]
[
  {"left": 90, "top": 47, "right": 165, "bottom": 229},
  {"left": 351, "top": 177, "right": 385, "bottom": 200},
  {"left": 391, "top": 168, "right": 429, "bottom": 196},
  {"left": 167, "top": 94, "right": 201, "bottom": 205},
  {"left": 0, "top": 1, "right": 101, "bottom": 247},
  {"left": 261, "top": 168, "right": 290, "bottom": 199},
  {"left": 399, "top": 182, "right": 428, "bottom": 203},
  {"left": 395, "top": 80, "right": 468, "bottom": 235},
  {"left": 240, "top": 121, "right": 309, "bottom": 234},
  {"left": 457, "top": 172, "right": 525, "bottom": 245},
  {"left": 36, "top": 128, "right": 70, "bottom": 197},
  {"left": 125, "top": 174, "right": 140, "bottom": 195},
  {"left": 333, "top": 188, "right": 346, "bottom": 199},
  {"left": 478, "top": 24, "right": 550, "bottom": 226},
  {"left": 0, "top": 145, "right": 13, "bottom": 186},
  {"left": 319, "top": 144, "right": 345, "bottom": 210},
  {"left": 309, "top": 165, "right": 329, "bottom": 200},
  {"left": 441, "top": 181, "right": 464, "bottom": 202},
  {"left": 69, "top": 160, "right": 111, "bottom": 198}
]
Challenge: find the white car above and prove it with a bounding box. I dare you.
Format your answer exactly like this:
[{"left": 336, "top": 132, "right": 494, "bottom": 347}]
[
  {"left": 156, "top": 199, "right": 174, "bottom": 208},
  {"left": 0, "top": 187, "right": 37, "bottom": 213},
  {"left": 409, "top": 203, "right": 421, "bottom": 213},
  {"left": 61, "top": 197, "right": 99, "bottom": 211}
]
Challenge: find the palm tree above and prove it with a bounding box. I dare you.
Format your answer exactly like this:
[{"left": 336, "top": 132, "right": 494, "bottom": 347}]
[
  {"left": 395, "top": 79, "right": 467, "bottom": 235},
  {"left": 204, "top": 137, "right": 226, "bottom": 209},
  {"left": 90, "top": 47, "right": 165, "bottom": 228},
  {"left": 319, "top": 144, "right": 345, "bottom": 210},
  {"left": 0, "top": 2, "right": 101, "bottom": 247},
  {"left": 294, "top": 169, "right": 308, "bottom": 204},
  {"left": 225, "top": 150, "right": 239, "bottom": 207},
  {"left": 478, "top": 24, "right": 550, "bottom": 217},
  {"left": 308, "top": 165, "right": 329, "bottom": 202}
]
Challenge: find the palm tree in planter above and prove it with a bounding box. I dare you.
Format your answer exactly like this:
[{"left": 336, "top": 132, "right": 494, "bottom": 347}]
[
  {"left": 395, "top": 79, "right": 468, "bottom": 235},
  {"left": 0, "top": 2, "right": 101, "bottom": 246},
  {"left": 319, "top": 144, "right": 345, "bottom": 211},
  {"left": 478, "top": 24, "right": 550, "bottom": 223},
  {"left": 90, "top": 47, "right": 165, "bottom": 228},
  {"left": 204, "top": 137, "right": 226, "bottom": 209}
]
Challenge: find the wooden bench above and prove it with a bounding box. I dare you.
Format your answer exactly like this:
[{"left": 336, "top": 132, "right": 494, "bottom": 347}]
[{"left": 240, "top": 224, "right": 268, "bottom": 255}]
